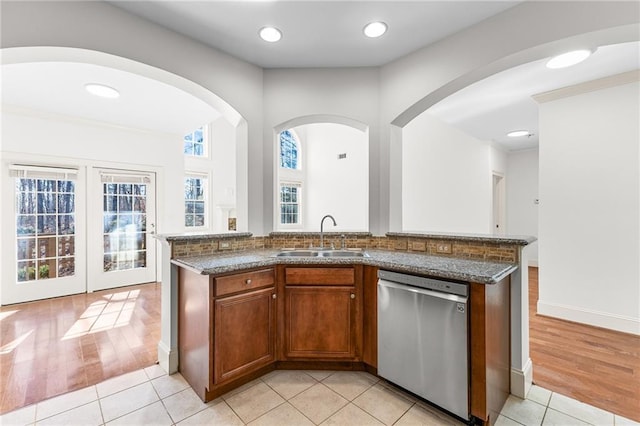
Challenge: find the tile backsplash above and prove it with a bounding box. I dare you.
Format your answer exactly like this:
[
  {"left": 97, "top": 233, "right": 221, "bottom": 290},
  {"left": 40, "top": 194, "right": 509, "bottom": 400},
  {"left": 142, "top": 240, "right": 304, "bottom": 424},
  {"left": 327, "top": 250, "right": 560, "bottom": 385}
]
[{"left": 171, "top": 233, "right": 519, "bottom": 263}]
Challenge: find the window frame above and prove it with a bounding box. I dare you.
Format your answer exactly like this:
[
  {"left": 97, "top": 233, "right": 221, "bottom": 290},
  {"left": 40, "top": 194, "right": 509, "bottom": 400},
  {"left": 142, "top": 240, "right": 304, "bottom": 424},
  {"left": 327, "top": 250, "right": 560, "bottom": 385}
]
[
  {"left": 184, "top": 173, "right": 209, "bottom": 229},
  {"left": 183, "top": 126, "right": 209, "bottom": 158},
  {"left": 278, "top": 182, "right": 303, "bottom": 228},
  {"left": 10, "top": 165, "right": 79, "bottom": 284},
  {"left": 279, "top": 129, "right": 301, "bottom": 170},
  {"left": 276, "top": 129, "right": 305, "bottom": 230}
]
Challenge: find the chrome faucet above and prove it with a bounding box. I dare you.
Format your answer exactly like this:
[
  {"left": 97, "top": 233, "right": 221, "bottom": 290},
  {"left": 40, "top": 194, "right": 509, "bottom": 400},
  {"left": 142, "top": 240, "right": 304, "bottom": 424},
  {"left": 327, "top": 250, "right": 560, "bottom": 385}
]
[{"left": 320, "top": 214, "right": 337, "bottom": 249}]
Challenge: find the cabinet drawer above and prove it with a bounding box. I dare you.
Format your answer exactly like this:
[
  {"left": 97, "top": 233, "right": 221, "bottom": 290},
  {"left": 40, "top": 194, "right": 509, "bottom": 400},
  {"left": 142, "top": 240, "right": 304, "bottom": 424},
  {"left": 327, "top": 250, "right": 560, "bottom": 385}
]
[
  {"left": 285, "top": 267, "right": 355, "bottom": 285},
  {"left": 215, "top": 269, "right": 274, "bottom": 296}
]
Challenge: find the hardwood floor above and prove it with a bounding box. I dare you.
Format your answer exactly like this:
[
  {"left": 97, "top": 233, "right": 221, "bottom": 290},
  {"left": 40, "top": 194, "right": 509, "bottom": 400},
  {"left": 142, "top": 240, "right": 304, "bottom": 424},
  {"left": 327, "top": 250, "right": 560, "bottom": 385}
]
[
  {"left": 529, "top": 267, "right": 640, "bottom": 421},
  {"left": 0, "top": 282, "right": 161, "bottom": 415}
]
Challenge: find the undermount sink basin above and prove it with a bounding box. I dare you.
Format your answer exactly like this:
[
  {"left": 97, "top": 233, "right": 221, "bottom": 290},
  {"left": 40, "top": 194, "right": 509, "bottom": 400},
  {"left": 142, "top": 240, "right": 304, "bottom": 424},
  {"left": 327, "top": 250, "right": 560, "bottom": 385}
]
[
  {"left": 274, "top": 249, "right": 369, "bottom": 258},
  {"left": 274, "top": 250, "right": 319, "bottom": 257},
  {"left": 317, "top": 250, "right": 369, "bottom": 258}
]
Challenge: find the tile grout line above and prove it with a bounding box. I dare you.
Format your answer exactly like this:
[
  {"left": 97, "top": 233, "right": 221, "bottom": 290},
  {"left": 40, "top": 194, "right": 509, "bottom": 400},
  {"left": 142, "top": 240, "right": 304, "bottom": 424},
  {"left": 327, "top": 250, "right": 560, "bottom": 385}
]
[
  {"left": 3, "top": 368, "right": 631, "bottom": 426},
  {"left": 96, "top": 391, "right": 106, "bottom": 426},
  {"left": 258, "top": 371, "right": 321, "bottom": 425}
]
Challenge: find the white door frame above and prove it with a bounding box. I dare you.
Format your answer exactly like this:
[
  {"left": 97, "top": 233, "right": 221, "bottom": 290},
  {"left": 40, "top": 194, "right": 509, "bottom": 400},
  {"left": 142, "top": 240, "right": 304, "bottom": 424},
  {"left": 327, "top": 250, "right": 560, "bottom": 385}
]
[
  {"left": 87, "top": 166, "right": 157, "bottom": 292},
  {"left": 492, "top": 172, "right": 506, "bottom": 235},
  {"left": 0, "top": 160, "right": 87, "bottom": 305}
]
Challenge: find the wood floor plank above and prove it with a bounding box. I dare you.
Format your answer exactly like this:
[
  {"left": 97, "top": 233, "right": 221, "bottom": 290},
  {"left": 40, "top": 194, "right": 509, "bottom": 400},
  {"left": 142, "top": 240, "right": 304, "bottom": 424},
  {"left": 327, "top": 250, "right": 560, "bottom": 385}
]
[
  {"left": 0, "top": 282, "right": 161, "bottom": 415},
  {"left": 529, "top": 267, "right": 640, "bottom": 421}
]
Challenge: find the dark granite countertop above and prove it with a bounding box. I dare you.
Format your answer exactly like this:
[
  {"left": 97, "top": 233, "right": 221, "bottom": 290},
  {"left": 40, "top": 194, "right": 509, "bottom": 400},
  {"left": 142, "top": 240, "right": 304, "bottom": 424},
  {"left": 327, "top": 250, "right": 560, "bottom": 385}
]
[
  {"left": 157, "top": 232, "right": 253, "bottom": 242},
  {"left": 387, "top": 232, "right": 536, "bottom": 245},
  {"left": 269, "top": 232, "right": 373, "bottom": 237},
  {"left": 171, "top": 249, "right": 517, "bottom": 284}
]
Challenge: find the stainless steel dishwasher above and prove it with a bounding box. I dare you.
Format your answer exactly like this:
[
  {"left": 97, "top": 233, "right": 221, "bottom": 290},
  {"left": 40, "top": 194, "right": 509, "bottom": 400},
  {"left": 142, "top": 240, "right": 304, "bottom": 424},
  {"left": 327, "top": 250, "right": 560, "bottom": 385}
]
[{"left": 377, "top": 270, "right": 469, "bottom": 420}]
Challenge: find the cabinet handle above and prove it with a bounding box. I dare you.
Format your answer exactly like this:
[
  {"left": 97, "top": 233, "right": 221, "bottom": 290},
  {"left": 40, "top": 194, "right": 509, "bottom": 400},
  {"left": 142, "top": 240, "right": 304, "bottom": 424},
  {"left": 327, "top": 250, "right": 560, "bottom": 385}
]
[
  {"left": 350, "top": 293, "right": 355, "bottom": 299},
  {"left": 272, "top": 294, "right": 277, "bottom": 299},
  {"left": 245, "top": 279, "right": 252, "bottom": 285}
]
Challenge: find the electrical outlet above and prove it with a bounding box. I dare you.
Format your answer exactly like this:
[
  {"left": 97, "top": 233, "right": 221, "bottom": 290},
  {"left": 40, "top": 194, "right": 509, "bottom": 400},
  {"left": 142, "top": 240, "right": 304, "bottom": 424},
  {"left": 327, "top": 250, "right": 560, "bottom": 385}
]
[{"left": 436, "top": 242, "right": 452, "bottom": 254}]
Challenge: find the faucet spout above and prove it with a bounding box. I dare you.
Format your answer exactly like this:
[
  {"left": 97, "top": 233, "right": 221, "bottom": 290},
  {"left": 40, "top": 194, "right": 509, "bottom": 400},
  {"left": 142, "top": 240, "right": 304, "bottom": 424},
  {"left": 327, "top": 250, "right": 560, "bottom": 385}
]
[{"left": 320, "top": 214, "right": 337, "bottom": 249}]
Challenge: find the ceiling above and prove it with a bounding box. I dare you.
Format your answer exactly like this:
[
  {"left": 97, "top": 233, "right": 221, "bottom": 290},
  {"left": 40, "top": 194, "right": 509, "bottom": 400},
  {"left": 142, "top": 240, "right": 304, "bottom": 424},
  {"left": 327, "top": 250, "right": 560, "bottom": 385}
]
[
  {"left": 1, "top": 1, "right": 638, "bottom": 150},
  {"left": 1, "top": 62, "right": 220, "bottom": 136},
  {"left": 108, "top": 1, "right": 521, "bottom": 69},
  {"left": 429, "top": 41, "right": 640, "bottom": 151}
]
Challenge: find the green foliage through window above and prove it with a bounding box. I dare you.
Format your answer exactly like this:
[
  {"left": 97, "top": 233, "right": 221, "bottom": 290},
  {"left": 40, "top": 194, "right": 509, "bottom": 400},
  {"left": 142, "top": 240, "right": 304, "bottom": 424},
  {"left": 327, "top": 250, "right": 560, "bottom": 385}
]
[{"left": 16, "top": 178, "right": 76, "bottom": 282}]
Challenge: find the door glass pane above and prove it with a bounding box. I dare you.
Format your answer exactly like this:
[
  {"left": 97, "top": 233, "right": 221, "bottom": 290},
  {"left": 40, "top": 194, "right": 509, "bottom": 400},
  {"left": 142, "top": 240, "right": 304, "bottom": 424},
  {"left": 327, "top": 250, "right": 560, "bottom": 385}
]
[
  {"left": 102, "top": 181, "right": 148, "bottom": 272},
  {"left": 15, "top": 178, "right": 76, "bottom": 283}
]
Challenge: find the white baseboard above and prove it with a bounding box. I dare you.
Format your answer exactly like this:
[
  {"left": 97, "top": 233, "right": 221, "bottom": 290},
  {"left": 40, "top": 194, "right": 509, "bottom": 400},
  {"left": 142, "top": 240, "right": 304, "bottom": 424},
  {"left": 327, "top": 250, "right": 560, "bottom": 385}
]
[
  {"left": 538, "top": 300, "right": 640, "bottom": 335},
  {"left": 528, "top": 259, "right": 539, "bottom": 267},
  {"left": 157, "top": 341, "right": 179, "bottom": 375},
  {"left": 511, "top": 358, "right": 533, "bottom": 398}
]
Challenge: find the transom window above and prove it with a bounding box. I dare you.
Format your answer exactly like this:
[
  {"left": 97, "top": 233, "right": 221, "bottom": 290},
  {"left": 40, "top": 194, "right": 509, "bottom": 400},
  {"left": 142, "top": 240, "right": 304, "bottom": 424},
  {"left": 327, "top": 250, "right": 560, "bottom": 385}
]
[
  {"left": 184, "top": 175, "right": 207, "bottom": 227},
  {"left": 279, "top": 130, "right": 299, "bottom": 169},
  {"left": 184, "top": 127, "right": 206, "bottom": 157}
]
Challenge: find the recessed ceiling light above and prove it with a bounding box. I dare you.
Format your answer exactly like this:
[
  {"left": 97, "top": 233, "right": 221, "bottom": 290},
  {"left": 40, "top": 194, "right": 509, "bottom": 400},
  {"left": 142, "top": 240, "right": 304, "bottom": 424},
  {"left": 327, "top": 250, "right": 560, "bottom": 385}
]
[
  {"left": 259, "top": 26, "right": 282, "bottom": 43},
  {"left": 363, "top": 21, "right": 387, "bottom": 38},
  {"left": 85, "top": 83, "right": 119, "bottom": 99},
  {"left": 507, "top": 130, "right": 531, "bottom": 138},
  {"left": 546, "top": 49, "right": 593, "bottom": 69}
]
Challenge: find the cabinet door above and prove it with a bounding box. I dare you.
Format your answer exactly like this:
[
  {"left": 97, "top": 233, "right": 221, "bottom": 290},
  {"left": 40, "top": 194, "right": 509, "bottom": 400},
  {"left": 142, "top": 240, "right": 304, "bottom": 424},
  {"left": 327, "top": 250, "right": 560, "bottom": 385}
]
[
  {"left": 214, "top": 287, "right": 276, "bottom": 384},
  {"left": 285, "top": 286, "right": 357, "bottom": 359}
]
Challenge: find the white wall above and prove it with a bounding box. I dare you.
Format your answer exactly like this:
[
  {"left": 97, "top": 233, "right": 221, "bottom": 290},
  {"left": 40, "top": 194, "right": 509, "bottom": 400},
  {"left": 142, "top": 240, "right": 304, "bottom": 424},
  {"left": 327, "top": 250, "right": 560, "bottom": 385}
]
[
  {"left": 299, "top": 123, "right": 368, "bottom": 232},
  {"left": 507, "top": 149, "right": 539, "bottom": 264},
  {"left": 186, "top": 117, "right": 237, "bottom": 232},
  {"left": 380, "top": 2, "right": 639, "bottom": 232},
  {"left": 1, "top": 112, "right": 184, "bottom": 232},
  {"left": 3, "top": 1, "right": 637, "bottom": 237},
  {"left": 402, "top": 113, "right": 498, "bottom": 234},
  {"left": 538, "top": 79, "right": 640, "bottom": 335},
  {"left": 0, "top": 108, "right": 185, "bottom": 302},
  {"left": 0, "top": 0, "right": 265, "bottom": 233},
  {"left": 263, "top": 68, "right": 379, "bottom": 235}
]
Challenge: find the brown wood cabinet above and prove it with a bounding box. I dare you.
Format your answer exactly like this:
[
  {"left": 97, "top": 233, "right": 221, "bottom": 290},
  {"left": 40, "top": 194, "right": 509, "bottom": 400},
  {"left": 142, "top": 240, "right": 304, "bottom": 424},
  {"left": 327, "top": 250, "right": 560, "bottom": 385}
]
[
  {"left": 469, "top": 277, "right": 511, "bottom": 425},
  {"left": 178, "top": 267, "right": 276, "bottom": 401},
  {"left": 362, "top": 265, "right": 378, "bottom": 370},
  {"left": 177, "top": 260, "right": 510, "bottom": 425},
  {"left": 214, "top": 286, "right": 276, "bottom": 383},
  {"left": 280, "top": 265, "right": 363, "bottom": 361}
]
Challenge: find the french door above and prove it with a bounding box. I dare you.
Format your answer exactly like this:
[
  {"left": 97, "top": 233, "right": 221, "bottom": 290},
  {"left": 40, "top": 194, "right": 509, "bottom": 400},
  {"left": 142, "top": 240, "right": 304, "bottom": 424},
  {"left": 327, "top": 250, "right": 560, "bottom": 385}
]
[
  {"left": 88, "top": 168, "right": 157, "bottom": 292},
  {"left": 2, "top": 165, "right": 87, "bottom": 305},
  {"left": 1, "top": 164, "right": 157, "bottom": 305}
]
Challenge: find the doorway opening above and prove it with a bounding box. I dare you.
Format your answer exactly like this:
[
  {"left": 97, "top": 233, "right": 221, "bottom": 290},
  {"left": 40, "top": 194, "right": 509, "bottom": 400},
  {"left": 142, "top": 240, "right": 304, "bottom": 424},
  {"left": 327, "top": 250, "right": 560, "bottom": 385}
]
[{"left": 492, "top": 172, "right": 506, "bottom": 235}]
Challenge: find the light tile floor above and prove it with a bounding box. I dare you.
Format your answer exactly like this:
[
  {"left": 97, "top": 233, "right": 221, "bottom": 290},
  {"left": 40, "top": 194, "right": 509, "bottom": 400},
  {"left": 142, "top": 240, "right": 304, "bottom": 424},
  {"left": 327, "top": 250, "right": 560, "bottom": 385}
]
[{"left": 1, "top": 367, "right": 637, "bottom": 426}]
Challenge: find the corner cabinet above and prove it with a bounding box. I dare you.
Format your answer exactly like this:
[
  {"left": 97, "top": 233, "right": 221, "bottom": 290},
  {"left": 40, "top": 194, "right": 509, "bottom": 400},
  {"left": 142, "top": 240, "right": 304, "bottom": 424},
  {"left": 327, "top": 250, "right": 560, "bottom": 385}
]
[
  {"left": 177, "top": 260, "right": 510, "bottom": 425},
  {"left": 279, "top": 265, "right": 363, "bottom": 361},
  {"left": 178, "top": 267, "right": 276, "bottom": 401}
]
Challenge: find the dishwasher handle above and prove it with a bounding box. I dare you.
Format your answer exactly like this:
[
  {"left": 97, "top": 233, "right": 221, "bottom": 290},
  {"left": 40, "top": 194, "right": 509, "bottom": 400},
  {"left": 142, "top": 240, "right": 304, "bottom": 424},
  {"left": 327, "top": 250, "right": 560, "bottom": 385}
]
[{"left": 378, "top": 279, "right": 468, "bottom": 304}]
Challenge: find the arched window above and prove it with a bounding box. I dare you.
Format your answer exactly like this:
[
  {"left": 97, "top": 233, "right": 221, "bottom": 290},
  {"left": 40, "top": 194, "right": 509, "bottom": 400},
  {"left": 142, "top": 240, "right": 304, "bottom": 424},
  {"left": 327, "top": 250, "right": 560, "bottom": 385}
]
[{"left": 279, "top": 130, "right": 299, "bottom": 169}]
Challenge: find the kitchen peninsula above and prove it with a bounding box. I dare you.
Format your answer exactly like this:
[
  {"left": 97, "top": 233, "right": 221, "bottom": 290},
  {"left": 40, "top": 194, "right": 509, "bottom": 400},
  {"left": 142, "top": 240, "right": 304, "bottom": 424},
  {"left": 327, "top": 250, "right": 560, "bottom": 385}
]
[{"left": 157, "top": 231, "right": 535, "bottom": 425}]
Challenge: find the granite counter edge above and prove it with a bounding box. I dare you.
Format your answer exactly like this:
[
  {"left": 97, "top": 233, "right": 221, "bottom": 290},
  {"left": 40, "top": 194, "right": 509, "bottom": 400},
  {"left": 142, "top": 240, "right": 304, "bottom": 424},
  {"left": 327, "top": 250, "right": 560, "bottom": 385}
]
[{"left": 171, "top": 250, "right": 517, "bottom": 285}]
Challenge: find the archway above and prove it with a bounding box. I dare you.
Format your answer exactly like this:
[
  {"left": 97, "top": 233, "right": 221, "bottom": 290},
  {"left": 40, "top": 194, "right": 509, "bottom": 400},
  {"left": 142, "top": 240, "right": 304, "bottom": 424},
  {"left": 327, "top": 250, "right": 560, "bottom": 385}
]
[{"left": 274, "top": 115, "right": 369, "bottom": 232}]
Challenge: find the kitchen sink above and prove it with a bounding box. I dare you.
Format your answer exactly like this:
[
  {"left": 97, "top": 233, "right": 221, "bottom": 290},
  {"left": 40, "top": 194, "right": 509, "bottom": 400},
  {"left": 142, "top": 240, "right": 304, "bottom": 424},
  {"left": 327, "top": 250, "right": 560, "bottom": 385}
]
[
  {"left": 274, "top": 249, "right": 369, "bottom": 258},
  {"left": 317, "top": 250, "right": 369, "bottom": 258},
  {"left": 274, "top": 250, "right": 319, "bottom": 257}
]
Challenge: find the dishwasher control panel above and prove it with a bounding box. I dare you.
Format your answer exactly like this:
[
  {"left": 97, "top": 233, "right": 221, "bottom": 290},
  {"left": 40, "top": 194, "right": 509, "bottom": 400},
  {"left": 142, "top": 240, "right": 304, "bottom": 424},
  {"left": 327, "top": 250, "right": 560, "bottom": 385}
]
[{"left": 378, "top": 270, "right": 467, "bottom": 297}]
